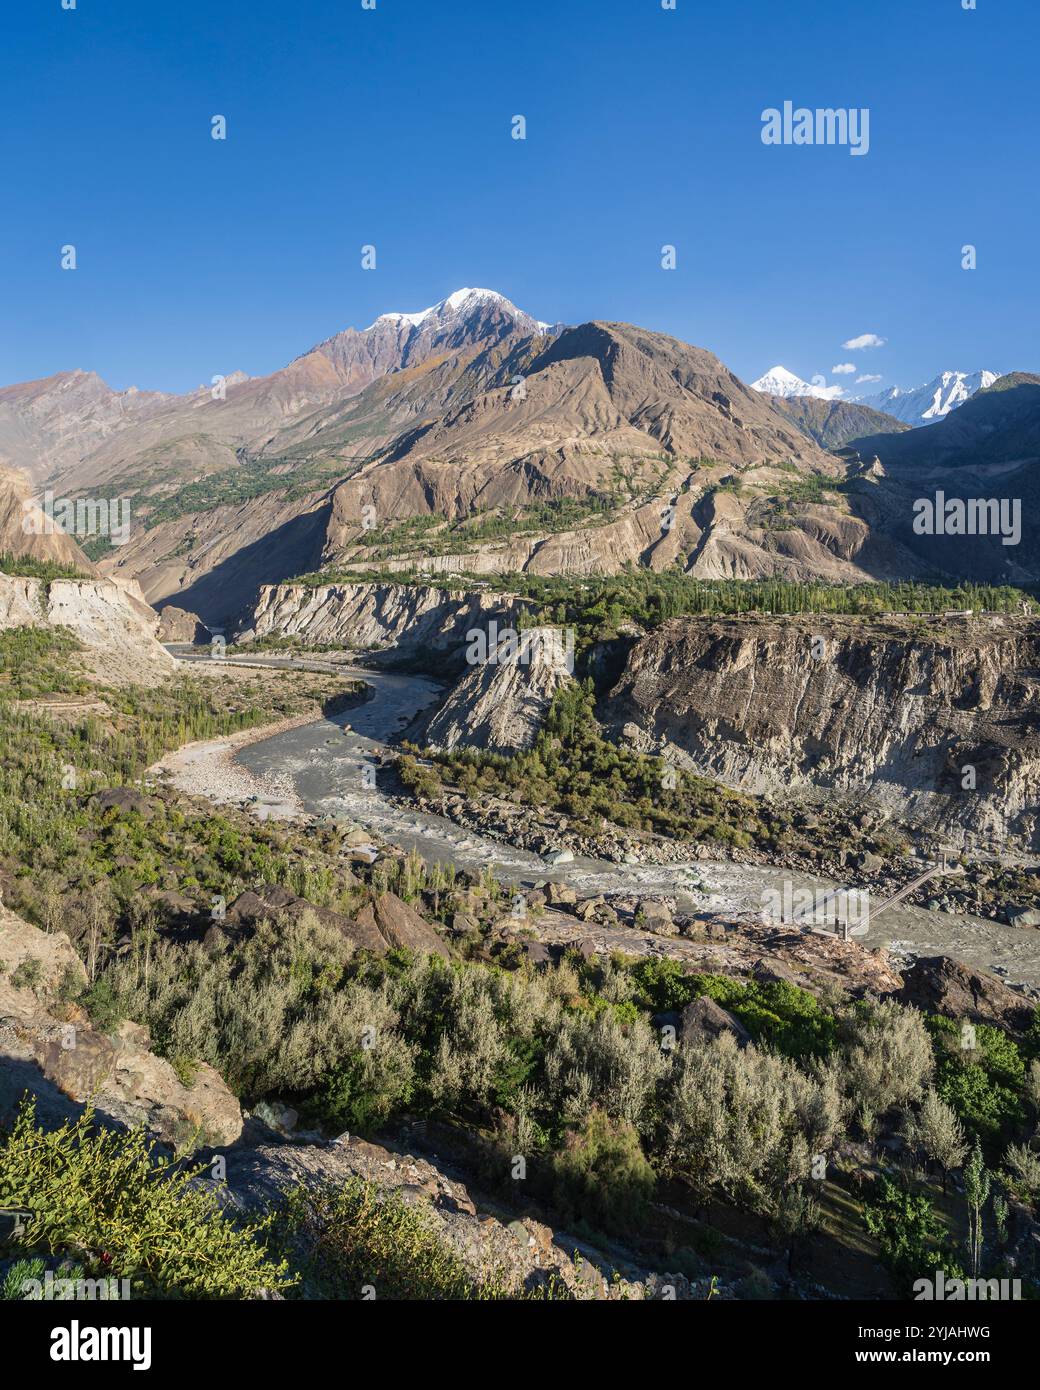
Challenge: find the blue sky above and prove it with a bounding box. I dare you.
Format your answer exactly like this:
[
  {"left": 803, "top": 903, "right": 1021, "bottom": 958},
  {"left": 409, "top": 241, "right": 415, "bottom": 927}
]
[{"left": 1, "top": 0, "right": 1037, "bottom": 395}]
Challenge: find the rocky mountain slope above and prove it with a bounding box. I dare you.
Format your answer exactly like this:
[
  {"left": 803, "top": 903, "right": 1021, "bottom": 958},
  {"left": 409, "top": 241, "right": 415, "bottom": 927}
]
[
  {"left": 854, "top": 372, "right": 1040, "bottom": 473},
  {"left": 845, "top": 373, "right": 1040, "bottom": 581},
  {"left": 248, "top": 580, "right": 525, "bottom": 660},
  {"left": 0, "top": 466, "right": 96, "bottom": 574},
  {"left": 772, "top": 396, "right": 910, "bottom": 449},
  {"left": 604, "top": 613, "right": 1040, "bottom": 850},
  {"left": 3, "top": 293, "right": 1036, "bottom": 624},
  {"left": 7, "top": 289, "right": 549, "bottom": 503}
]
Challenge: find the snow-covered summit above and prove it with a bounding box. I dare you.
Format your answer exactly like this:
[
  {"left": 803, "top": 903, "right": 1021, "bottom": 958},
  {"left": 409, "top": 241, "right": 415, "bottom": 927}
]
[
  {"left": 751, "top": 365, "right": 844, "bottom": 401},
  {"left": 368, "top": 288, "right": 539, "bottom": 332},
  {"left": 856, "top": 370, "right": 1000, "bottom": 425}
]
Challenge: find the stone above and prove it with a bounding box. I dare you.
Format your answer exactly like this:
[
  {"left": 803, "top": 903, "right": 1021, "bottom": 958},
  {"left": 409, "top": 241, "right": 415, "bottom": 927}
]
[
  {"left": 1010, "top": 908, "right": 1040, "bottom": 929},
  {"left": 355, "top": 892, "right": 451, "bottom": 959},
  {"left": 252, "top": 1100, "right": 299, "bottom": 1136},
  {"left": 854, "top": 850, "right": 885, "bottom": 875},
  {"left": 156, "top": 605, "right": 207, "bottom": 644},
  {"left": 679, "top": 995, "right": 752, "bottom": 1049},
  {"left": 518, "top": 939, "right": 551, "bottom": 968},
  {"left": 91, "top": 787, "right": 157, "bottom": 819},
  {"left": 899, "top": 955, "right": 1035, "bottom": 1034},
  {"left": 0, "top": 909, "right": 241, "bottom": 1149}
]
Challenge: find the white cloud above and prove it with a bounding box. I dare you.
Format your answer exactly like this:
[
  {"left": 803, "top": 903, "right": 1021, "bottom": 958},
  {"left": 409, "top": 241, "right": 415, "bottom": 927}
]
[
  {"left": 831, "top": 362, "right": 857, "bottom": 375},
  {"left": 843, "top": 333, "right": 886, "bottom": 351},
  {"left": 856, "top": 373, "right": 882, "bottom": 384}
]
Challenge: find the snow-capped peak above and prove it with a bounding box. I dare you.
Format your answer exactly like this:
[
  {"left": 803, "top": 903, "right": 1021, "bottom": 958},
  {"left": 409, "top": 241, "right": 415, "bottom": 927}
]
[
  {"left": 855, "top": 369, "right": 1000, "bottom": 426},
  {"left": 367, "top": 287, "right": 533, "bottom": 332},
  {"left": 751, "top": 365, "right": 844, "bottom": 401}
]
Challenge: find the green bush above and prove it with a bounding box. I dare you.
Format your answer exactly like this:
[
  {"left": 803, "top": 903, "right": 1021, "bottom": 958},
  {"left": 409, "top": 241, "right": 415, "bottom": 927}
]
[
  {"left": 863, "top": 1176, "right": 964, "bottom": 1295},
  {"left": 686, "top": 973, "right": 838, "bottom": 1058},
  {"left": 928, "top": 1016, "right": 1028, "bottom": 1143},
  {"left": 0, "top": 1098, "right": 293, "bottom": 1299},
  {"left": 276, "top": 1180, "right": 496, "bottom": 1300},
  {"left": 551, "top": 1109, "right": 656, "bottom": 1232}
]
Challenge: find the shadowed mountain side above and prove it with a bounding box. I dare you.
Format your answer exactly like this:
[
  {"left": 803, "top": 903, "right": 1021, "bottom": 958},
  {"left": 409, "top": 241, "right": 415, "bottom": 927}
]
[
  {"left": 773, "top": 395, "right": 911, "bottom": 450},
  {"left": 850, "top": 375, "right": 1040, "bottom": 473},
  {"left": 158, "top": 502, "right": 333, "bottom": 628}
]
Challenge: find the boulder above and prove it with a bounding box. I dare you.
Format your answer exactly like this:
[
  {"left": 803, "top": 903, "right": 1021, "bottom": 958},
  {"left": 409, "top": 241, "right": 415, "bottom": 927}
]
[
  {"left": 156, "top": 605, "right": 207, "bottom": 644},
  {"left": 854, "top": 850, "right": 885, "bottom": 875},
  {"left": 222, "top": 884, "right": 394, "bottom": 957},
  {"left": 1009, "top": 908, "right": 1040, "bottom": 930},
  {"left": 354, "top": 893, "right": 450, "bottom": 959},
  {"left": 753, "top": 957, "right": 805, "bottom": 988},
  {"left": 517, "top": 939, "right": 551, "bottom": 968},
  {"left": 898, "top": 955, "right": 1035, "bottom": 1034},
  {"left": 679, "top": 995, "right": 752, "bottom": 1049},
  {"left": 91, "top": 787, "right": 157, "bottom": 818},
  {"left": 545, "top": 882, "right": 578, "bottom": 908},
  {"left": 641, "top": 903, "right": 675, "bottom": 935}
]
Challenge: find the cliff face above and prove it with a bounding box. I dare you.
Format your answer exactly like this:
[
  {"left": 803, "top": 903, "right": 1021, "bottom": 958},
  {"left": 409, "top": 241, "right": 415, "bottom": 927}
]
[
  {"left": 0, "top": 574, "right": 174, "bottom": 683},
  {"left": 419, "top": 626, "right": 574, "bottom": 754},
  {"left": 249, "top": 581, "right": 525, "bottom": 663},
  {"left": 604, "top": 614, "right": 1040, "bottom": 849}
]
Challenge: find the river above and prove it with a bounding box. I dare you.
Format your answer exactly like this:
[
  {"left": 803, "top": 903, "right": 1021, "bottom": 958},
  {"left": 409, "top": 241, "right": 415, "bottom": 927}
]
[{"left": 175, "top": 651, "right": 1040, "bottom": 992}]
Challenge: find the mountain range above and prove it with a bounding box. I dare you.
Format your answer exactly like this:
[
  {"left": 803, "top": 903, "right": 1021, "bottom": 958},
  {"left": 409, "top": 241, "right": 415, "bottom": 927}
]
[
  {"left": 0, "top": 289, "right": 1037, "bottom": 623},
  {"left": 857, "top": 370, "right": 1001, "bottom": 425},
  {"left": 753, "top": 364, "right": 1002, "bottom": 427}
]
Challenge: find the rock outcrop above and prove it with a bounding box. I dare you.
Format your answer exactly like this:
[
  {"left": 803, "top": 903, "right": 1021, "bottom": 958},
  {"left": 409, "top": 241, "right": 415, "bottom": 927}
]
[
  {"left": 0, "top": 907, "right": 241, "bottom": 1148},
  {"left": 249, "top": 581, "right": 524, "bottom": 663},
  {"left": 605, "top": 613, "right": 1040, "bottom": 849},
  {"left": 898, "top": 955, "right": 1037, "bottom": 1035},
  {"left": 0, "top": 465, "right": 97, "bottom": 572},
  {"left": 419, "top": 626, "right": 574, "bottom": 753},
  {"left": 157, "top": 604, "right": 207, "bottom": 643},
  {"left": 218, "top": 1128, "right": 702, "bottom": 1299},
  {"left": 0, "top": 573, "right": 175, "bottom": 683},
  {"left": 216, "top": 885, "right": 449, "bottom": 960},
  {"left": 679, "top": 995, "right": 752, "bottom": 1049}
]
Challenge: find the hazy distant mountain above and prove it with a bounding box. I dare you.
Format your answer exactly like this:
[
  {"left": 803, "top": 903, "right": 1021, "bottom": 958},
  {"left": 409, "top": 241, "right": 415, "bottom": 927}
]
[
  {"left": 857, "top": 370, "right": 1000, "bottom": 426},
  {"left": 0, "top": 371, "right": 171, "bottom": 486},
  {"left": 751, "top": 365, "right": 845, "bottom": 401}
]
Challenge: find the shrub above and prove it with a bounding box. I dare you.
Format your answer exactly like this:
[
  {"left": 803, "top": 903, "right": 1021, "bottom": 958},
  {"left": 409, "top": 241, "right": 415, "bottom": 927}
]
[
  {"left": 10, "top": 958, "right": 43, "bottom": 992},
  {"left": 276, "top": 1180, "right": 492, "bottom": 1300},
  {"left": 1003, "top": 1142, "right": 1040, "bottom": 1209},
  {"left": 551, "top": 1109, "right": 656, "bottom": 1232},
  {"left": 843, "top": 1000, "right": 933, "bottom": 1128},
  {"left": 0, "top": 1098, "right": 293, "bottom": 1299},
  {"left": 863, "top": 1176, "right": 964, "bottom": 1295}
]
